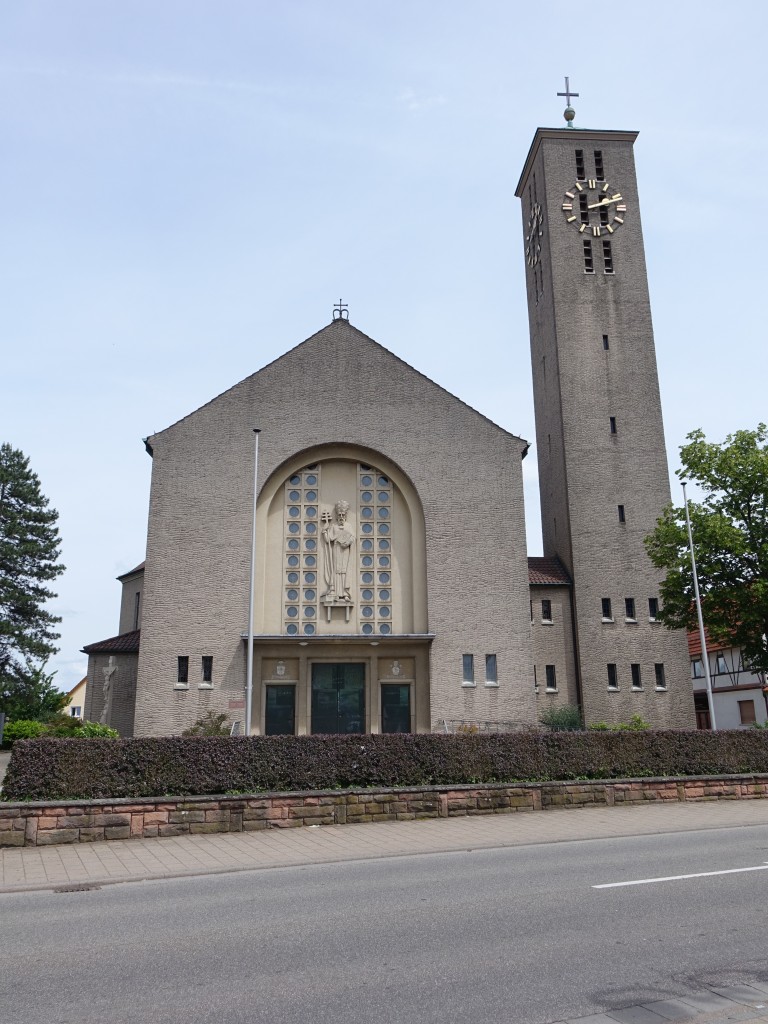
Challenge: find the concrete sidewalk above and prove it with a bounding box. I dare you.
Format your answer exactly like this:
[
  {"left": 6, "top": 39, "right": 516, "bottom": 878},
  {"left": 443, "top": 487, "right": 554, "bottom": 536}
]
[{"left": 4, "top": 798, "right": 768, "bottom": 1024}]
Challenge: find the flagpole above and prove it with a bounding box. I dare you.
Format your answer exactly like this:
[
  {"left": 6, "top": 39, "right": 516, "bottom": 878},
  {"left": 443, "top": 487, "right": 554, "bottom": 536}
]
[
  {"left": 245, "top": 428, "right": 261, "bottom": 737},
  {"left": 682, "top": 481, "right": 717, "bottom": 730}
]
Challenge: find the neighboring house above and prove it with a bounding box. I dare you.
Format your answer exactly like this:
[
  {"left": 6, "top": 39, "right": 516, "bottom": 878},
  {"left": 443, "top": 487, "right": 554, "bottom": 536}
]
[
  {"left": 689, "top": 630, "right": 766, "bottom": 729},
  {"left": 82, "top": 114, "right": 695, "bottom": 736},
  {"left": 63, "top": 677, "right": 87, "bottom": 719}
]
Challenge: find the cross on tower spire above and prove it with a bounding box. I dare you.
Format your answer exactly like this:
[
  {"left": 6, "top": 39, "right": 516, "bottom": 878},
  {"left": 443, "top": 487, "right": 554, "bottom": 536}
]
[{"left": 557, "top": 76, "right": 579, "bottom": 127}]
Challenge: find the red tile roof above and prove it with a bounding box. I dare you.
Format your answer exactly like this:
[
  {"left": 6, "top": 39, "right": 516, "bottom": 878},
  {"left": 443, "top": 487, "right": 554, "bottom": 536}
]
[
  {"left": 82, "top": 630, "right": 140, "bottom": 654},
  {"left": 528, "top": 557, "right": 571, "bottom": 586},
  {"left": 688, "top": 628, "right": 729, "bottom": 657}
]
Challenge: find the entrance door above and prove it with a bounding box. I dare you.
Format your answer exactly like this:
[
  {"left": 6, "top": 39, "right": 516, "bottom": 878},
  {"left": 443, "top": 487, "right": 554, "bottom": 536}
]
[
  {"left": 311, "top": 663, "right": 366, "bottom": 734},
  {"left": 381, "top": 684, "right": 411, "bottom": 733},
  {"left": 265, "top": 685, "right": 296, "bottom": 735}
]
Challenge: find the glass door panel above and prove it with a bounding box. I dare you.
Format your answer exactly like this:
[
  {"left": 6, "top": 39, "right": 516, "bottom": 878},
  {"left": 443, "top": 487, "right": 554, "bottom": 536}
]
[
  {"left": 381, "top": 684, "right": 411, "bottom": 733},
  {"left": 265, "top": 685, "right": 296, "bottom": 735},
  {"left": 311, "top": 663, "right": 365, "bottom": 734}
]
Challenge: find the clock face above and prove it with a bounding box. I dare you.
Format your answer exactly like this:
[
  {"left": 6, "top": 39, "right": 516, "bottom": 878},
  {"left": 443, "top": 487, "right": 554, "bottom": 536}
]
[
  {"left": 562, "top": 179, "right": 626, "bottom": 236},
  {"left": 525, "top": 201, "right": 543, "bottom": 267}
]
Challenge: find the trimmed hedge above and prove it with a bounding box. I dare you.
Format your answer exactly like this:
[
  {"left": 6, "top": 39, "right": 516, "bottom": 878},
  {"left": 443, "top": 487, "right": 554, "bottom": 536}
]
[{"left": 4, "top": 730, "right": 768, "bottom": 801}]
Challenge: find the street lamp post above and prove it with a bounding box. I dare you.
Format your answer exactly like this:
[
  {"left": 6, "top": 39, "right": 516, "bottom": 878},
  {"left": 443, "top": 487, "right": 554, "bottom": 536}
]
[
  {"left": 682, "top": 481, "right": 717, "bottom": 730},
  {"left": 245, "top": 428, "right": 261, "bottom": 737}
]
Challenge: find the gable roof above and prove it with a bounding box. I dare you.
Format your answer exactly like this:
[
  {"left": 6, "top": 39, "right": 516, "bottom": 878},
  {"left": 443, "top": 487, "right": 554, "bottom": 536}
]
[
  {"left": 82, "top": 630, "right": 141, "bottom": 654},
  {"left": 117, "top": 561, "right": 145, "bottom": 581},
  {"left": 145, "top": 319, "right": 529, "bottom": 451},
  {"left": 528, "top": 556, "right": 571, "bottom": 586}
]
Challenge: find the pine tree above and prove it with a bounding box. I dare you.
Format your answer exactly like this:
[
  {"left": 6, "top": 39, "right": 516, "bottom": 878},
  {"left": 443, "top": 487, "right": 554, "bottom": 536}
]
[{"left": 0, "top": 443, "right": 66, "bottom": 718}]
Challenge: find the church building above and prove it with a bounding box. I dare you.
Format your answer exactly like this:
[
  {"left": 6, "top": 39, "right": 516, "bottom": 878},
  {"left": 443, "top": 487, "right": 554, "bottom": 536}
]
[{"left": 82, "top": 104, "right": 695, "bottom": 737}]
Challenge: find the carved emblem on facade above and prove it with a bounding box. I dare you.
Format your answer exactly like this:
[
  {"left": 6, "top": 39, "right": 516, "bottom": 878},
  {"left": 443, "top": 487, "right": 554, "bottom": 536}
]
[
  {"left": 276, "top": 660, "right": 286, "bottom": 677},
  {"left": 321, "top": 501, "right": 355, "bottom": 605},
  {"left": 391, "top": 660, "right": 402, "bottom": 677}
]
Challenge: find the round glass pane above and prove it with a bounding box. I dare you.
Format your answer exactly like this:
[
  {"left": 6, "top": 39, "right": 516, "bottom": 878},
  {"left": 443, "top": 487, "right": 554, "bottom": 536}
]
[
  {"left": 287, "top": 589, "right": 298, "bottom": 601},
  {"left": 378, "top": 491, "right": 389, "bottom": 503},
  {"left": 303, "top": 623, "right": 315, "bottom": 635},
  {"left": 379, "top": 589, "right": 390, "bottom": 601},
  {"left": 306, "top": 506, "right": 317, "bottom": 518},
  {"left": 378, "top": 476, "right": 388, "bottom": 487},
  {"left": 289, "top": 490, "right": 300, "bottom": 502},
  {"left": 379, "top": 606, "right": 391, "bottom": 618},
  {"left": 378, "top": 507, "right": 389, "bottom": 519},
  {"left": 287, "top": 623, "right": 298, "bottom": 635},
  {"left": 362, "top": 589, "right": 373, "bottom": 601},
  {"left": 361, "top": 475, "right": 372, "bottom": 487},
  {"left": 378, "top": 555, "right": 390, "bottom": 566},
  {"left": 290, "top": 475, "right": 301, "bottom": 486},
  {"left": 287, "top": 572, "right": 299, "bottom": 584},
  {"left": 304, "top": 589, "right": 316, "bottom": 601},
  {"left": 378, "top": 540, "right": 390, "bottom": 551},
  {"left": 362, "top": 523, "right": 373, "bottom": 534},
  {"left": 288, "top": 522, "right": 300, "bottom": 535},
  {"left": 378, "top": 572, "right": 390, "bottom": 583},
  {"left": 361, "top": 507, "right": 372, "bottom": 519},
  {"left": 305, "top": 555, "right": 316, "bottom": 567},
  {"left": 304, "top": 572, "right": 316, "bottom": 584},
  {"left": 362, "top": 606, "right": 373, "bottom": 618},
  {"left": 306, "top": 475, "right": 317, "bottom": 486},
  {"left": 378, "top": 523, "right": 390, "bottom": 535},
  {"left": 362, "top": 572, "right": 373, "bottom": 584},
  {"left": 361, "top": 539, "right": 373, "bottom": 551},
  {"left": 288, "top": 539, "right": 299, "bottom": 551},
  {"left": 304, "top": 606, "right": 315, "bottom": 618},
  {"left": 287, "top": 555, "right": 299, "bottom": 567},
  {"left": 305, "top": 490, "right": 317, "bottom": 501},
  {"left": 362, "top": 623, "right": 373, "bottom": 635},
  {"left": 305, "top": 522, "right": 317, "bottom": 534},
  {"left": 362, "top": 556, "right": 373, "bottom": 567},
  {"left": 379, "top": 623, "right": 391, "bottom": 635},
  {"left": 287, "top": 606, "right": 298, "bottom": 618},
  {"left": 361, "top": 491, "right": 372, "bottom": 502},
  {"left": 305, "top": 539, "right": 316, "bottom": 550},
  {"left": 289, "top": 506, "right": 300, "bottom": 518}
]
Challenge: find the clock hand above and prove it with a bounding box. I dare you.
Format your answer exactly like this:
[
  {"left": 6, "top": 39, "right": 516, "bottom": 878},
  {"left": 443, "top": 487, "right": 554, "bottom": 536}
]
[{"left": 587, "top": 196, "right": 623, "bottom": 210}]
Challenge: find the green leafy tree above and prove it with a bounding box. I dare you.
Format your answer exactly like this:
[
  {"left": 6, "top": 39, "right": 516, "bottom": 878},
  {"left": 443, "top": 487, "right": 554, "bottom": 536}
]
[
  {"left": 0, "top": 443, "right": 66, "bottom": 718},
  {"left": 645, "top": 425, "right": 768, "bottom": 674}
]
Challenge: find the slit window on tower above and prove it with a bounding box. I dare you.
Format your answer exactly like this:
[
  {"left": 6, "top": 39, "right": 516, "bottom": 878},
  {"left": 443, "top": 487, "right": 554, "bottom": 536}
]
[
  {"left": 579, "top": 192, "right": 589, "bottom": 223},
  {"left": 602, "top": 334, "right": 610, "bottom": 350},
  {"left": 603, "top": 240, "right": 614, "bottom": 274},
  {"left": 583, "top": 239, "right": 594, "bottom": 273},
  {"left": 575, "top": 149, "right": 585, "bottom": 180},
  {"left": 594, "top": 150, "right": 605, "bottom": 180},
  {"left": 610, "top": 416, "right": 617, "bottom": 434},
  {"left": 618, "top": 504, "right": 626, "bottom": 523}
]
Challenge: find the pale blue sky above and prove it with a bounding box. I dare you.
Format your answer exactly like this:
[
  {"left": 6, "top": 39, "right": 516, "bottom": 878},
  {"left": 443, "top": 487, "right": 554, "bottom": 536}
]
[{"left": 2, "top": 1, "right": 766, "bottom": 694}]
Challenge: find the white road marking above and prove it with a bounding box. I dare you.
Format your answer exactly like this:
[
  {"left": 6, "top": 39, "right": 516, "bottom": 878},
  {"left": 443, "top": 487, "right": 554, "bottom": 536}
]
[{"left": 593, "top": 862, "right": 768, "bottom": 889}]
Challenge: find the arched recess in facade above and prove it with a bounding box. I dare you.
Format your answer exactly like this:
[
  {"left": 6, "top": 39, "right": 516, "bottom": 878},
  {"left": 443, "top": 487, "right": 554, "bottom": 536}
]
[{"left": 253, "top": 444, "right": 428, "bottom": 638}]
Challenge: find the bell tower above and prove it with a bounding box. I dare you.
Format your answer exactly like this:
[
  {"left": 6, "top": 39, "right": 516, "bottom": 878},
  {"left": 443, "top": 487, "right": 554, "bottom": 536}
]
[{"left": 515, "top": 86, "right": 693, "bottom": 726}]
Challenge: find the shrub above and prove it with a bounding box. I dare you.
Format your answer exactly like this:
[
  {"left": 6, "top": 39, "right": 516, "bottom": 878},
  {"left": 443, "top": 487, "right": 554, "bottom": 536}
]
[
  {"left": 182, "top": 712, "right": 231, "bottom": 737},
  {"left": 1, "top": 716, "right": 118, "bottom": 747},
  {"left": 2, "top": 720, "right": 47, "bottom": 746},
  {"left": 4, "top": 729, "right": 768, "bottom": 802},
  {"left": 540, "top": 705, "right": 583, "bottom": 731},
  {"left": 589, "top": 715, "right": 651, "bottom": 732}
]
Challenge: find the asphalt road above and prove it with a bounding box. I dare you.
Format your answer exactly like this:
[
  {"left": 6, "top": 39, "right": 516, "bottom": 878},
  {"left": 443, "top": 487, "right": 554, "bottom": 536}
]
[{"left": 4, "top": 824, "right": 768, "bottom": 1024}]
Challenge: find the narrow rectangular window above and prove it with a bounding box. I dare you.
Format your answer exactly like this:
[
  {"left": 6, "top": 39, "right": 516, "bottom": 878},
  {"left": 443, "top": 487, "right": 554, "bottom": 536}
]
[
  {"left": 602, "top": 334, "right": 610, "bottom": 350},
  {"left": 610, "top": 416, "right": 617, "bottom": 434},
  {"left": 601, "top": 597, "right": 613, "bottom": 620},
  {"left": 583, "top": 239, "right": 594, "bottom": 273},
  {"left": 579, "top": 192, "right": 589, "bottom": 223},
  {"left": 485, "top": 654, "right": 498, "bottom": 684},
  {"left": 594, "top": 150, "right": 604, "bottom": 180},
  {"left": 607, "top": 663, "right": 618, "bottom": 689},
  {"left": 618, "top": 504, "right": 626, "bottom": 523},
  {"left": 202, "top": 656, "right": 213, "bottom": 683},
  {"left": 603, "top": 239, "right": 614, "bottom": 273},
  {"left": 716, "top": 654, "right": 727, "bottom": 674},
  {"left": 648, "top": 597, "right": 659, "bottom": 620},
  {"left": 177, "top": 656, "right": 189, "bottom": 684},
  {"left": 631, "top": 663, "right": 642, "bottom": 689},
  {"left": 692, "top": 659, "right": 703, "bottom": 679},
  {"left": 533, "top": 664, "right": 538, "bottom": 689},
  {"left": 575, "top": 149, "right": 585, "bottom": 179},
  {"left": 133, "top": 591, "right": 141, "bottom": 631},
  {"left": 739, "top": 700, "right": 757, "bottom": 725},
  {"left": 625, "top": 597, "right": 636, "bottom": 620},
  {"left": 541, "top": 599, "right": 552, "bottom": 622},
  {"left": 654, "top": 663, "right": 666, "bottom": 689},
  {"left": 462, "top": 654, "right": 475, "bottom": 684},
  {"left": 545, "top": 664, "right": 557, "bottom": 690},
  {"left": 530, "top": 600, "right": 533, "bottom": 621}
]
